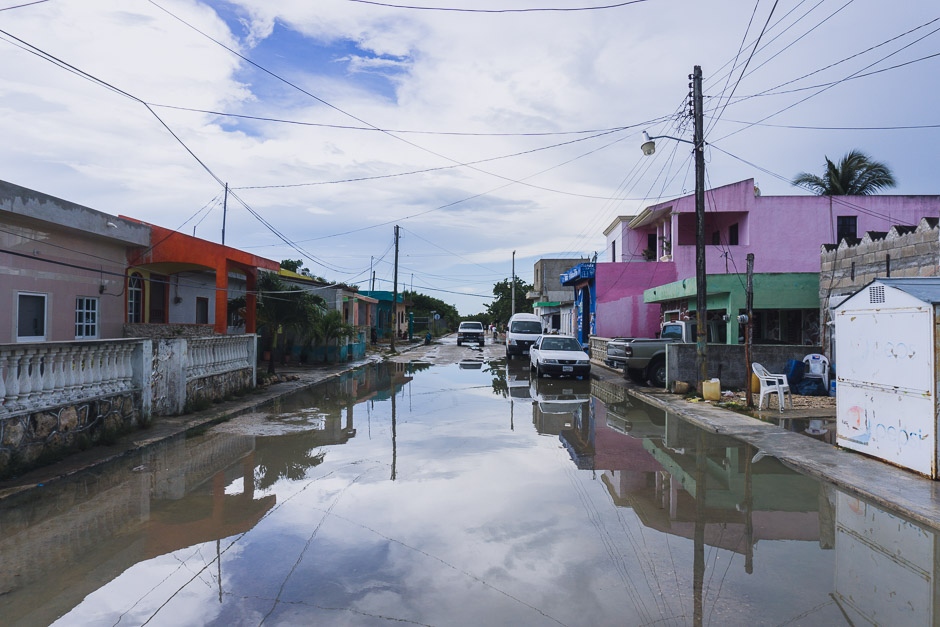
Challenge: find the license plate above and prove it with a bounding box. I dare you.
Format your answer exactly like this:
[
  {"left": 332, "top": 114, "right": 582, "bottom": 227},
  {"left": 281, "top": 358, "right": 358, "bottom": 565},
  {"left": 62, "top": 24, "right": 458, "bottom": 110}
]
[{"left": 562, "top": 366, "right": 573, "bottom": 372}]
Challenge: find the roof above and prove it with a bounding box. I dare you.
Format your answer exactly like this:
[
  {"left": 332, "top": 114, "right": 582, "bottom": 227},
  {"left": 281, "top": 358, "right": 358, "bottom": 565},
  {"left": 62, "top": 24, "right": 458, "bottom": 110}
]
[
  {"left": 877, "top": 278, "right": 940, "bottom": 304},
  {"left": 128, "top": 222, "right": 279, "bottom": 272},
  {"left": 603, "top": 215, "right": 634, "bottom": 236}
]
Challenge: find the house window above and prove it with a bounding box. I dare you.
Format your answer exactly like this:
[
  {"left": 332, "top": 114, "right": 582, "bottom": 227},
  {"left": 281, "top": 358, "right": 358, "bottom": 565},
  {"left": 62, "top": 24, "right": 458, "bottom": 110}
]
[
  {"left": 611, "top": 241, "right": 617, "bottom": 262},
  {"left": 837, "top": 216, "right": 857, "bottom": 242},
  {"left": 728, "top": 223, "right": 739, "bottom": 246},
  {"left": 128, "top": 273, "right": 143, "bottom": 323},
  {"left": 196, "top": 297, "right": 209, "bottom": 324},
  {"left": 647, "top": 233, "right": 657, "bottom": 257},
  {"left": 75, "top": 297, "right": 98, "bottom": 339},
  {"left": 17, "top": 292, "right": 47, "bottom": 342}
]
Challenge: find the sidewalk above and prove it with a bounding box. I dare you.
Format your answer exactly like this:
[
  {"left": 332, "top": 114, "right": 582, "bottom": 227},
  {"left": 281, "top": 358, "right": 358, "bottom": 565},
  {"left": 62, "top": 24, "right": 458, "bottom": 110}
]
[
  {"left": 591, "top": 364, "right": 940, "bottom": 531},
  {"left": 0, "top": 346, "right": 419, "bottom": 502}
]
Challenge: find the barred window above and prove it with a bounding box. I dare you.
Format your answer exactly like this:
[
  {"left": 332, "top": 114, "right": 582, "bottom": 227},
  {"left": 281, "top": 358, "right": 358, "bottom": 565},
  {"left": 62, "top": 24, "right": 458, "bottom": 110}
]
[{"left": 75, "top": 297, "right": 98, "bottom": 338}]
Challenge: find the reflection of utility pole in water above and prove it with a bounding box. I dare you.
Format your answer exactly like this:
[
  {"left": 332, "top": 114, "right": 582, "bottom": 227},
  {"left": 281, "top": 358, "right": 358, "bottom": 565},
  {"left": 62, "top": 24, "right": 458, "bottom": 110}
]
[
  {"left": 744, "top": 443, "right": 754, "bottom": 574},
  {"left": 390, "top": 377, "right": 397, "bottom": 481},
  {"left": 693, "top": 431, "right": 706, "bottom": 627}
]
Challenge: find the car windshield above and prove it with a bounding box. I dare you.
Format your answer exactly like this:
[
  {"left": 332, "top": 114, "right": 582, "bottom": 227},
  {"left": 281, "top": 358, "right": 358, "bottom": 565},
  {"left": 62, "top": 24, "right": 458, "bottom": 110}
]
[
  {"left": 540, "top": 338, "right": 583, "bottom": 352},
  {"left": 460, "top": 323, "right": 483, "bottom": 330},
  {"left": 510, "top": 321, "right": 542, "bottom": 334}
]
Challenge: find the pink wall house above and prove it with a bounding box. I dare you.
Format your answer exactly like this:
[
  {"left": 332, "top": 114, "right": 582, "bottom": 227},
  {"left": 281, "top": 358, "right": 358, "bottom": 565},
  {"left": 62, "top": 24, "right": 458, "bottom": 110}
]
[
  {"left": 594, "top": 178, "right": 940, "bottom": 339},
  {"left": 0, "top": 180, "right": 151, "bottom": 344}
]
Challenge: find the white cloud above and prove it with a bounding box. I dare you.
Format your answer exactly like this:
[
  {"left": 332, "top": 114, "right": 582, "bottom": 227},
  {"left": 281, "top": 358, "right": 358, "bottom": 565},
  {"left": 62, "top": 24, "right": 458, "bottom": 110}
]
[{"left": 0, "top": 0, "right": 935, "bottom": 313}]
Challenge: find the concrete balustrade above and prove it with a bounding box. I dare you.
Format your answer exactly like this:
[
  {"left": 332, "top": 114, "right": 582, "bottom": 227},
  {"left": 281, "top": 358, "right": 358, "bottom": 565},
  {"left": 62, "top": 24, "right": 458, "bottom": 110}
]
[{"left": 0, "top": 339, "right": 151, "bottom": 419}]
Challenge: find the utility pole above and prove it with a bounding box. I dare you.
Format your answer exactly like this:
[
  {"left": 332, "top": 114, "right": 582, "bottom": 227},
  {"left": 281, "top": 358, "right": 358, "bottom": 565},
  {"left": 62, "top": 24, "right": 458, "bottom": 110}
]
[
  {"left": 511, "top": 250, "right": 516, "bottom": 317},
  {"left": 693, "top": 65, "right": 708, "bottom": 393},
  {"left": 221, "top": 182, "right": 228, "bottom": 246},
  {"left": 745, "top": 253, "right": 755, "bottom": 407},
  {"left": 391, "top": 225, "right": 400, "bottom": 352},
  {"left": 371, "top": 270, "right": 376, "bottom": 291},
  {"left": 370, "top": 255, "right": 374, "bottom": 288}
]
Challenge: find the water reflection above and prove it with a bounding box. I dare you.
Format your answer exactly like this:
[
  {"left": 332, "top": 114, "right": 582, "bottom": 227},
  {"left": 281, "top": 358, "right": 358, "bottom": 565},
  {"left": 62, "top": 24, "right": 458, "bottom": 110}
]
[{"left": 0, "top": 360, "right": 937, "bottom": 626}]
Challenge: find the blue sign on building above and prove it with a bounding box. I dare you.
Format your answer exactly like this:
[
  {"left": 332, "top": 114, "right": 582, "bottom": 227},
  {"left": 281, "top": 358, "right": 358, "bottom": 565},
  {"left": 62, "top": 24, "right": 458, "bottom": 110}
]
[{"left": 560, "top": 263, "right": 596, "bottom": 286}]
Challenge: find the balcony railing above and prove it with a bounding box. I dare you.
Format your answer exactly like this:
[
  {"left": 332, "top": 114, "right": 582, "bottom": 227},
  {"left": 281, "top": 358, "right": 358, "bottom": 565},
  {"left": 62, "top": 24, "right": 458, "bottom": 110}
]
[
  {"left": 0, "top": 339, "right": 146, "bottom": 418},
  {"left": 185, "top": 335, "right": 253, "bottom": 382}
]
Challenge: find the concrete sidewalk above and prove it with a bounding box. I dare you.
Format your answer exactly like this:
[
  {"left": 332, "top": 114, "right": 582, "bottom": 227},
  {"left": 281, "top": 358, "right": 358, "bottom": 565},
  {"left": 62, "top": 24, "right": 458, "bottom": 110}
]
[{"left": 591, "top": 365, "right": 940, "bottom": 531}]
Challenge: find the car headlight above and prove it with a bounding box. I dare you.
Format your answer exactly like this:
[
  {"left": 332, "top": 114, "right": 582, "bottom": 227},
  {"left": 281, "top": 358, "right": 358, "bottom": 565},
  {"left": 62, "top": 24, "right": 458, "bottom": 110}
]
[
  {"left": 509, "top": 338, "right": 516, "bottom": 345},
  {"left": 543, "top": 359, "right": 558, "bottom": 365},
  {"left": 577, "top": 360, "right": 589, "bottom": 365}
]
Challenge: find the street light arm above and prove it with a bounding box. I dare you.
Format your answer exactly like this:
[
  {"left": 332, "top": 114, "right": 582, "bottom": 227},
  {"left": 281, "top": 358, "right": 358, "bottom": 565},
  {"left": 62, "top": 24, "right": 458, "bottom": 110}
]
[{"left": 646, "top": 134, "right": 694, "bottom": 145}]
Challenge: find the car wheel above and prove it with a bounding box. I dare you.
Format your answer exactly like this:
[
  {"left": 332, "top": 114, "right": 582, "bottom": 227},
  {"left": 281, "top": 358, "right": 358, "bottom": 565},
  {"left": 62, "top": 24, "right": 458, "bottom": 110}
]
[
  {"left": 648, "top": 358, "right": 667, "bottom": 388},
  {"left": 626, "top": 368, "right": 646, "bottom": 384},
  {"left": 506, "top": 351, "right": 512, "bottom": 360},
  {"left": 457, "top": 340, "right": 462, "bottom": 346}
]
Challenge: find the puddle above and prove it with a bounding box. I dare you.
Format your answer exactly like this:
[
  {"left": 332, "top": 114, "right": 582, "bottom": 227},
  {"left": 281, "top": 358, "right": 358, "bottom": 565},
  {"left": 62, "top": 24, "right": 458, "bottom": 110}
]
[{"left": 0, "top": 361, "right": 935, "bottom": 626}]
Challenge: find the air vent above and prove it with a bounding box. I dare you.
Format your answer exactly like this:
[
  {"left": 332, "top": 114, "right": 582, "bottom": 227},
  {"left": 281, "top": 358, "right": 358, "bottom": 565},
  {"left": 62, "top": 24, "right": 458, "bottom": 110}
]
[{"left": 870, "top": 285, "right": 885, "bottom": 304}]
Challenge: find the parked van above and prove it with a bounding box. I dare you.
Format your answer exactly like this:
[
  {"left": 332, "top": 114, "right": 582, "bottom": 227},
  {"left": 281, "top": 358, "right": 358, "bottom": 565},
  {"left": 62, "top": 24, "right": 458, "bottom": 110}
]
[{"left": 505, "top": 312, "right": 542, "bottom": 360}]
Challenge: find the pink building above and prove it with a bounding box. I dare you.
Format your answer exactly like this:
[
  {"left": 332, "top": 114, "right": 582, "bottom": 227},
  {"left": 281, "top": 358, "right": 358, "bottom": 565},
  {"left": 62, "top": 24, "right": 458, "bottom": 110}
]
[{"left": 590, "top": 178, "right": 939, "bottom": 341}]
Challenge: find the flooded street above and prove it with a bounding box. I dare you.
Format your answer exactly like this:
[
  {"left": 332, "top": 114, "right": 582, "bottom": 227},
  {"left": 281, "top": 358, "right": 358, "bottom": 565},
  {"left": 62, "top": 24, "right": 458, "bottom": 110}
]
[{"left": 2, "top": 351, "right": 938, "bottom": 626}]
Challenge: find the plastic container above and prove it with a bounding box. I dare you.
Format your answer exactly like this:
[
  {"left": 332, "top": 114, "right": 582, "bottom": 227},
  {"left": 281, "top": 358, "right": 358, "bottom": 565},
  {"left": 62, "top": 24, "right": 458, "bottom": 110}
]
[
  {"left": 702, "top": 378, "right": 721, "bottom": 401},
  {"left": 829, "top": 379, "right": 836, "bottom": 397}
]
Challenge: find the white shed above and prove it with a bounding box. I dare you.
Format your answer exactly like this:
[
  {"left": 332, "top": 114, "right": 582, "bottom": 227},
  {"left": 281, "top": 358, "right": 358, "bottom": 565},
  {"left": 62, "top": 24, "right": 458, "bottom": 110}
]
[{"left": 834, "top": 278, "right": 940, "bottom": 478}]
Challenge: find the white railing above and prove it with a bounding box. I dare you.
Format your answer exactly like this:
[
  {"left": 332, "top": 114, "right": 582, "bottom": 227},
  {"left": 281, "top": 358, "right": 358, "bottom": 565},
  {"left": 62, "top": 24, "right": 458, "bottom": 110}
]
[
  {"left": 0, "top": 339, "right": 144, "bottom": 418},
  {"left": 185, "top": 335, "right": 253, "bottom": 382}
]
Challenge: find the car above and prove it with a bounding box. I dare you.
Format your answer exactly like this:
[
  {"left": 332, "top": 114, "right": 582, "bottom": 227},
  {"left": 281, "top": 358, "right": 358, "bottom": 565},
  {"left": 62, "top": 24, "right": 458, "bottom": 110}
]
[
  {"left": 505, "top": 312, "right": 542, "bottom": 359},
  {"left": 457, "top": 321, "right": 486, "bottom": 346},
  {"left": 529, "top": 335, "right": 591, "bottom": 378}
]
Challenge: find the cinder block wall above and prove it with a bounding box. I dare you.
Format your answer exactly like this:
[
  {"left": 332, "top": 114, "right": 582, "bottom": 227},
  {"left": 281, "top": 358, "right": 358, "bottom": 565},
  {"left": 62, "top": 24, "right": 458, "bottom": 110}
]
[
  {"left": 820, "top": 218, "right": 939, "bottom": 356},
  {"left": 666, "top": 344, "right": 822, "bottom": 390}
]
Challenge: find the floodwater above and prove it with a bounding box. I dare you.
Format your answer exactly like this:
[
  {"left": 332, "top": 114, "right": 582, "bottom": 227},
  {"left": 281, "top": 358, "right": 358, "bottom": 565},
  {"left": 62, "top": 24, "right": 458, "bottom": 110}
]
[{"left": 1, "top": 360, "right": 937, "bottom": 626}]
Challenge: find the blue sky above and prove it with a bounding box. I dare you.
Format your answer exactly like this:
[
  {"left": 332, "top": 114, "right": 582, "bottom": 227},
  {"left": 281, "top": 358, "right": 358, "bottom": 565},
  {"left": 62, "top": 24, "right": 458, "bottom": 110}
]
[{"left": 1, "top": 0, "right": 938, "bottom": 313}]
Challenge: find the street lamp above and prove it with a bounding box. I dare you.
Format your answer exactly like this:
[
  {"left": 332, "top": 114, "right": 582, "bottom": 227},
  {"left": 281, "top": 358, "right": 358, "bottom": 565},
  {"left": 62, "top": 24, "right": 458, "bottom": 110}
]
[{"left": 641, "top": 65, "right": 708, "bottom": 392}]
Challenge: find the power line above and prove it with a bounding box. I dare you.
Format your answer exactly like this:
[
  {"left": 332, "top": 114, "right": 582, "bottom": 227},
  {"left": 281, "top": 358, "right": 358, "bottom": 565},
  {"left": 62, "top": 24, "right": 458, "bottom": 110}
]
[
  {"left": 145, "top": 1, "right": 673, "bottom": 205},
  {"left": 707, "top": 118, "right": 940, "bottom": 131},
  {"left": 231, "top": 125, "right": 650, "bottom": 192},
  {"left": 715, "top": 15, "right": 940, "bottom": 106},
  {"left": 148, "top": 103, "right": 634, "bottom": 137},
  {"left": 710, "top": 20, "right": 940, "bottom": 143},
  {"left": 708, "top": 0, "right": 780, "bottom": 132},
  {"left": 0, "top": 0, "right": 49, "bottom": 10},
  {"left": 344, "top": 0, "right": 652, "bottom": 12},
  {"left": 706, "top": 0, "right": 762, "bottom": 135}
]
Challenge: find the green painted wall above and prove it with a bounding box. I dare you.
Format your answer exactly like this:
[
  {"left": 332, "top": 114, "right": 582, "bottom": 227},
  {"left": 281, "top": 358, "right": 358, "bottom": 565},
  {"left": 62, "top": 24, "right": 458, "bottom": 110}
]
[{"left": 643, "top": 273, "right": 819, "bottom": 345}]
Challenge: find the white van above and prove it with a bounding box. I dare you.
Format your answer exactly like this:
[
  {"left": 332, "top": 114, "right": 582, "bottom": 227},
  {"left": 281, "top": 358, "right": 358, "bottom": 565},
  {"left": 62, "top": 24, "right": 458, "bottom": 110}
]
[{"left": 505, "top": 312, "right": 542, "bottom": 360}]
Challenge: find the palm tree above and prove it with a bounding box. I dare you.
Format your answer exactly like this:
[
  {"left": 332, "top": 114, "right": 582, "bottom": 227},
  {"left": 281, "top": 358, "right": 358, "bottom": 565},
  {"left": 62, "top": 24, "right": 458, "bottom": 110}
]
[
  {"left": 255, "top": 272, "right": 325, "bottom": 374},
  {"left": 314, "top": 310, "right": 355, "bottom": 363},
  {"left": 792, "top": 150, "right": 897, "bottom": 195}
]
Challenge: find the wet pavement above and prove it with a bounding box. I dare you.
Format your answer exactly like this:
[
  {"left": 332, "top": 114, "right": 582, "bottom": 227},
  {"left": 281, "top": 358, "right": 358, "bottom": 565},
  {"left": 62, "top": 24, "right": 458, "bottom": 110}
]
[{"left": 2, "top": 353, "right": 939, "bottom": 626}]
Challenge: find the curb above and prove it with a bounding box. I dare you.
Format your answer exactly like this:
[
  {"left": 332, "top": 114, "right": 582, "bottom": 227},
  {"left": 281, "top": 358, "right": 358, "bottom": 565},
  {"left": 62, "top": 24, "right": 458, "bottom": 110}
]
[{"left": 591, "top": 366, "right": 940, "bottom": 532}]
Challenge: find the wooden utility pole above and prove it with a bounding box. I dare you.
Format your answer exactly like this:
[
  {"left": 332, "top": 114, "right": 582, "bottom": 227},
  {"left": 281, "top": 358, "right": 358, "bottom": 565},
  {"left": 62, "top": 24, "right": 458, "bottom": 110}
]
[
  {"left": 745, "top": 253, "right": 755, "bottom": 407},
  {"left": 391, "top": 225, "right": 400, "bottom": 352},
  {"left": 693, "top": 65, "right": 708, "bottom": 393},
  {"left": 221, "top": 182, "right": 228, "bottom": 246}
]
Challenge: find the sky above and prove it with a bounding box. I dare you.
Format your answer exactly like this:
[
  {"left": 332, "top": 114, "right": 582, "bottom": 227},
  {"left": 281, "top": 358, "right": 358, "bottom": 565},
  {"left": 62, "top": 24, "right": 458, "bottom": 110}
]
[{"left": 0, "top": 0, "right": 937, "bottom": 314}]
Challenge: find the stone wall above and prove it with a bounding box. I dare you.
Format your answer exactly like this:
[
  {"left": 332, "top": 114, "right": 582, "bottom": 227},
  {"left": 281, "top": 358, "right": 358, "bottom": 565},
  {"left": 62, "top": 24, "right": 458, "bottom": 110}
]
[
  {"left": 185, "top": 367, "right": 253, "bottom": 412},
  {"left": 820, "top": 217, "right": 939, "bottom": 355},
  {"left": 665, "top": 343, "right": 822, "bottom": 390},
  {"left": 0, "top": 391, "right": 142, "bottom": 476}
]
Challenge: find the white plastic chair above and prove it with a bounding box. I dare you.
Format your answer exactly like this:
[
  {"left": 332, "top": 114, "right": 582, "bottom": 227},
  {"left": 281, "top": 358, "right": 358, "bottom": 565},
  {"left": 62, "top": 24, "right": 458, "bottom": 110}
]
[
  {"left": 802, "top": 353, "right": 830, "bottom": 390},
  {"left": 752, "top": 362, "right": 792, "bottom": 412}
]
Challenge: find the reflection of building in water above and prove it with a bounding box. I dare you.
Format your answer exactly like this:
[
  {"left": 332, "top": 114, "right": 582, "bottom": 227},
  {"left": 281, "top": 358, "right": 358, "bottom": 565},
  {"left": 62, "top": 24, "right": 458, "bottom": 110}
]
[
  {"left": 0, "top": 431, "right": 273, "bottom": 626},
  {"left": 833, "top": 490, "right": 940, "bottom": 624}
]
